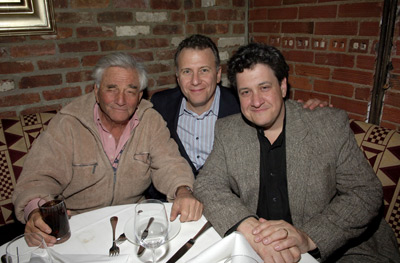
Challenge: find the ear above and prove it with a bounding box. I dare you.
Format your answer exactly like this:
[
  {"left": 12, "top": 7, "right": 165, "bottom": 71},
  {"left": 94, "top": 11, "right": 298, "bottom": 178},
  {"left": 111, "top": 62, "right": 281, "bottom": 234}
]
[
  {"left": 280, "top": 78, "right": 288, "bottom": 98},
  {"left": 94, "top": 84, "right": 100, "bottom": 103},
  {"left": 138, "top": 91, "right": 144, "bottom": 101},
  {"left": 216, "top": 67, "right": 222, "bottom": 84}
]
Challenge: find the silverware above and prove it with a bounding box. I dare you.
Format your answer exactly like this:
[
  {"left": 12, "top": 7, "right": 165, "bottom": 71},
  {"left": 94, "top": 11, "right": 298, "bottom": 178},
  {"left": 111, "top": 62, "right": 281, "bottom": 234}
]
[
  {"left": 137, "top": 217, "right": 154, "bottom": 256},
  {"left": 166, "top": 221, "right": 212, "bottom": 263},
  {"left": 109, "top": 216, "right": 120, "bottom": 256},
  {"left": 116, "top": 233, "right": 127, "bottom": 244}
]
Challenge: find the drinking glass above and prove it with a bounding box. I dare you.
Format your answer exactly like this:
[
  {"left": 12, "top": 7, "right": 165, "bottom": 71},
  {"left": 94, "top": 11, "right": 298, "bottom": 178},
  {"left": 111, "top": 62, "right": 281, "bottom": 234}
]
[
  {"left": 134, "top": 199, "right": 168, "bottom": 263},
  {"left": 224, "top": 255, "right": 258, "bottom": 263},
  {"left": 38, "top": 194, "right": 71, "bottom": 244},
  {"left": 6, "top": 233, "right": 53, "bottom": 263}
]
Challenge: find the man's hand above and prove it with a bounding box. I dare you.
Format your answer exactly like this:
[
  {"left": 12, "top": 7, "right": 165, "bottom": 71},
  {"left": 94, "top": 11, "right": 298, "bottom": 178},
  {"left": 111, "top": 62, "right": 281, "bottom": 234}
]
[
  {"left": 25, "top": 209, "right": 57, "bottom": 247},
  {"left": 238, "top": 217, "right": 301, "bottom": 263},
  {"left": 252, "top": 218, "right": 316, "bottom": 254},
  {"left": 170, "top": 186, "right": 203, "bottom": 222},
  {"left": 298, "top": 98, "right": 333, "bottom": 110}
]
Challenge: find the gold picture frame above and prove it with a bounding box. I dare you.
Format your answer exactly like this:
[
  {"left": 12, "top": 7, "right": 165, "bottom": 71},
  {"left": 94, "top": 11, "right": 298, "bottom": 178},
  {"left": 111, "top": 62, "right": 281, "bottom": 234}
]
[{"left": 0, "top": 0, "right": 56, "bottom": 36}]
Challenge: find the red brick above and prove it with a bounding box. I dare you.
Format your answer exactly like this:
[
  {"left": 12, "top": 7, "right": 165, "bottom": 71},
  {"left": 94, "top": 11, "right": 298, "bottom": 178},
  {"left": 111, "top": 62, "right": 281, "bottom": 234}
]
[
  {"left": 354, "top": 87, "right": 371, "bottom": 101},
  {"left": 208, "top": 9, "right": 244, "bottom": 21},
  {"left": 114, "top": 0, "right": 146, "bottom": 8},
  {"left": 283, "top": 0, "right": 316, "bottom": 4},
  {"left": 77, "top": 26, "right": 114, "bottom": 38},
  {"left": 292, "top": 89, "right": 330, "bottom": 104},
  {"left": 56, "top": 12, "right": 96, "bottom": 23},
  {"left": 150, "top": 0, "right": 181, "bottom": 9},
  {"left": 253, "top": 0, "right": 282, "bottom": 6},
  {"left": 338, "top": 2, "right": 382, "bottom": 18},
  {"left": 315, "top": 53, "right": 354, "bottom": 68},
  {"left": 356, "top": 55, "right": 375, "bottom": 70},
  {"left": 188, "top": 11, "right": 205, "bottom": 22},
  {"left": 249, "top": 8, "right": 267, "bottom": 21},
  {"left": 251, "top": 35, "right": 269, "bottom": 44},
  {"left": 55, "top": 27, "right": 74, "bottom": 39},
  {"left": 54, "top": 0, "right": 68, "bottom": 8},
  {"left": 157, "top": 75, "right": 176, "bottom": 86},
  {"left": 37, "top": 58, "right": 80, "bottom": 70},
  {"left": 295, "top": 64, "right": 331, "bottom": 79},
  {"left": 290, "top": 76, "right": 312, "bottom": 91},
  {"left": 385, "top": 91, "right": 400, "bottom": 108},
  {"left": 100, "top": 39, "right": 136, "bottom": 51},
  {"left": 138, "top": 38, "right": 169, "bottom": 49},
  {"left": 59, "top": 41, "right": 98, "bottom": 53},
  {"left": 153, "top": 25, "right": 183, "bottom": 35},
  {"left": 216, "top": 0, "right": 230, "bottom": 5},
  {"left": 171, "top": 12, "right": 185, "bottom": 22},
  {"left": 331, "top": 96, "right": 368, "bottom": 115},
  {"left": 379, "top": 121, "right": 399, "bottom": 131},
  {"left": 146, "top": 63, "right": 172, "bottom": 74},
  {"left": 82, "top": 55, "right": 104, "bottom": 67},
  {"left": 132, "top": 51, "right": 154, "bottom": 62},
  {"left": 332, "top": 68, "right": 373, "bottom": 85},
  {"left": 233, "top": 0, "right": 246, "bottom": 7},
  {"left": 390, "top": 74, "right": 400, "bottom": 91},
  {"left": 20, "top": 105, "right": 62, "bottom": 115},
  {"left": 315, "top": 22, "right": 358, "bottom": 35},
  {"left": 283, "top": 50, "right": 314, "bottom": 63},
  {"left": 66, "top": 70, "right": 92, "bottom": 83},
  {"left": 43, "top": 86, "right": 82, "bottom": 101},
  {"left": 0, "top": 61, "right": 34, "bottom": 74},
  {"left": 20, "top": 74, "right": 62, "bottom": 89},
  {"left": 381, "top": 106, "right": 400, "bottom": 124},
  {"left": 0, "top": 36, "right": 25, "bottom": 43},
  {"left": 360, "top": 21, "right": 380, "bottom": 37},
  {"left": 282, "top": 22, "right": 314, "bottom": 34},
  {"left": 268, "top": 7, "right": 298, "bottom": 20},
  {"left": 314, "top": 79, "right": 354, "bottom": 97},
  {"left": 156, "top": 49, "right": 175, "bottom": 60},
  {"left": 253, "top": 22, "right": 280, "bottom": 33},
  {"left": 10, "top": 44, "right": 56, "bottom": 57},
  {"left": 0, "top": 93, "right": 40, "bottom": 107},
  {"left": 0, "top": 111, "right": 17, "bottom": 118},
  {"left": 233, "top": 24, "right": 245, "bottom": 34},
  {"left": 97, "top": 12, "right": 133, "bottom": 23},
  {"left": 299, "top": 5, "right": 337, "bottom": 19},
  {"left": 184, "top": 0, "right": 193, "bottom": 9},
  {"left": 196, "top": 24, "right": 229, "bottom": 35},
  {"left": 71, "top": 0, "right": 110, "bottom": 8}
]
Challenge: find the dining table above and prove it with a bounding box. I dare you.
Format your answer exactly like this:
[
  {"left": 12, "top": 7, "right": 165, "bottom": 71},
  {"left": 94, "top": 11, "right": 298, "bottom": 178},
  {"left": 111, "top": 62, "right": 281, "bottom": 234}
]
[{"left": 0, "top": 203, "right": 319, "bottom": 263}]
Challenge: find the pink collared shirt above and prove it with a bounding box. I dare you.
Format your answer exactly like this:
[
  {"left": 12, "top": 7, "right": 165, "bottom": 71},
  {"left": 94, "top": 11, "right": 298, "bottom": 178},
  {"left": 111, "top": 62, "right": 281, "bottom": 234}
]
[{"left": 24, "top": 104, "right": 140, "bottom": 221}]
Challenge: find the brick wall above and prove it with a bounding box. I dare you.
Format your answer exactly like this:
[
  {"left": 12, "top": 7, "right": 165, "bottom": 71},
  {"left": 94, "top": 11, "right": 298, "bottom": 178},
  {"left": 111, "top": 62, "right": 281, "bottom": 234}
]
[
  {"left": 248, "top": 0, "right": 400, "bottom": 131},
  {"left": 0, "top": 0, "right": 246, "bottom": 117},
  {"left": 1, "top": 0, "right": 400, "bottom": 131}
]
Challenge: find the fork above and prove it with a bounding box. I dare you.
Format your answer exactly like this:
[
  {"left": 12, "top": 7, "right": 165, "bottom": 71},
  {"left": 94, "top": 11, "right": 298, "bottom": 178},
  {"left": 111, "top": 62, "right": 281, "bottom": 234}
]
[{"left": 109, "top": 216, "right": 120, "bottom": 256}]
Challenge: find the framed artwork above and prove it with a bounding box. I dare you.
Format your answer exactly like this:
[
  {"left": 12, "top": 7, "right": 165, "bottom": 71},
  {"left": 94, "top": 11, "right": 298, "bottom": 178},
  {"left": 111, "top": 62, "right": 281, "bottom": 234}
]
[{"left": 0, "top": 0, "right": 56, "bottom": 36}]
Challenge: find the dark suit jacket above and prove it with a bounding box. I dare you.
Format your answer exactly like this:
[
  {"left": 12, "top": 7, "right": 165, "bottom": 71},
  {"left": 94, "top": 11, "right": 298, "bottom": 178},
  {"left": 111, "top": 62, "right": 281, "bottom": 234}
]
[
  {"left": 194, "top": 100, "right": 400, "bottom": 262},
  {"left": 151, "top": 86, "right": 240, "bottom": 175}
]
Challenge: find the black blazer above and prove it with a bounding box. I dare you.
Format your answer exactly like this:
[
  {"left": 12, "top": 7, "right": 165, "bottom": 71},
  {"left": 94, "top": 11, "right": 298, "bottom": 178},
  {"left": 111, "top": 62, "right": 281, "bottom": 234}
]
[
  {"left": 151, "top": 86, "right": 240, "bottom": 175},
  {"left": 145, "top": 86, "right": 240, "bottom": 200}
]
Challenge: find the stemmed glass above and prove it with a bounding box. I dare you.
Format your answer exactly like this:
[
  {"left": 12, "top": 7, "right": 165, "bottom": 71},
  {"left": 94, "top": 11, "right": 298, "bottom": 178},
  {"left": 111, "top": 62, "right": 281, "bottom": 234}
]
[
  {"left": 134, "top": 199, "right": 168, "bottom": 263},
  {"left": 6, "top": 233, "right": 53, "bottom": 263}
]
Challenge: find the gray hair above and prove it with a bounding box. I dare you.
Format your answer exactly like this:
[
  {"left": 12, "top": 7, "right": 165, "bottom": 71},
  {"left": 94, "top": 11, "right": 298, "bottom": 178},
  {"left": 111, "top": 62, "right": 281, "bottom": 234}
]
[{"left": 92, "top": 52, "right": 148, "bottom": 91}]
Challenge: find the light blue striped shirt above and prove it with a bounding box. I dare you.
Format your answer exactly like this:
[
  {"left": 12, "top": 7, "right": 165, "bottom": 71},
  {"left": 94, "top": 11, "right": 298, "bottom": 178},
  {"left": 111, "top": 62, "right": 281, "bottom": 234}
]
[{"left": 177, "top": 86, "right": 221, "bottom": 170}]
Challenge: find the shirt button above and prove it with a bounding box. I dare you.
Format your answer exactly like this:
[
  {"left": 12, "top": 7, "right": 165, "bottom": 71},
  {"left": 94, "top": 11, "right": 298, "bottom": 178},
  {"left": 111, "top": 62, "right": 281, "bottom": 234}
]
[
  {"left": 196, "top": 137, "right": 199, "bottom": 140},
  {"left": 272, "top": 197, "right": 277, "bottom": 202},
  {"left": 270, "top": 172, "right": 275, "bottom": 177},
  {"left": 108, "top": 135, "right": 112, "bottom": 138},
  {"left": 197, "top": 155, "right": 200, "bottom": 158}
]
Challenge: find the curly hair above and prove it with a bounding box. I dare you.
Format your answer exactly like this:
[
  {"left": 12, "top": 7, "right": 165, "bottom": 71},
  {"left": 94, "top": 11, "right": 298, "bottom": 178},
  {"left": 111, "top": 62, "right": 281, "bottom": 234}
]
[
  {"left": 174, "top": 34, "right": 220, "bottom": 69},
  {"left": 227, "top": 43, "right": 289, "bottom": 91}
]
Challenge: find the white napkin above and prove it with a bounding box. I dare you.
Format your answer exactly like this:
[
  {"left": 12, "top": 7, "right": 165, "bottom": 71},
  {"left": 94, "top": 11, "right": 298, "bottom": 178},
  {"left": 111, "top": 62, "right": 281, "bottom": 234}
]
[
  {"left": 49, "top": 249, "right": 130, "bottom": 263},
  {"left": 186, "top": 231, "right": 262, "bottom": 263}
]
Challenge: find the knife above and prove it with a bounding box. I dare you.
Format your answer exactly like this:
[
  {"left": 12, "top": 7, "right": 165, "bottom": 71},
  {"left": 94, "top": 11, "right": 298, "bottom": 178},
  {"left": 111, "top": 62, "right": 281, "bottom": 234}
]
[
  {"left": 166, "top": 221, "right": 212, "bottom": 263},
  {"left": 137, "top": 217, "right": 154, "bottom": 256}
]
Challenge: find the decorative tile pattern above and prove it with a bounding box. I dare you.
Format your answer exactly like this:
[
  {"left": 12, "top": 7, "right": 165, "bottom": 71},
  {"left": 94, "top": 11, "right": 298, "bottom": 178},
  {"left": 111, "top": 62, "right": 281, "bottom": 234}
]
[
  {"left": 0, "top": 111, "right": 57, "bottom": 226},
  {"left": 350, "top": 120, "right": 400, "bottom": 247}
]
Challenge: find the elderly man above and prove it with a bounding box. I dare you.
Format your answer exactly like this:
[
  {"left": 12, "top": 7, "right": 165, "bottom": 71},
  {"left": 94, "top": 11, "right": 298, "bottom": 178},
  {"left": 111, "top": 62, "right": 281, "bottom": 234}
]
[
  {"left": 13, "top": 52, "right": 202, "bottom": 246},
  {"left": 194, "top": 43, "right": 399, "bottom": 262}
]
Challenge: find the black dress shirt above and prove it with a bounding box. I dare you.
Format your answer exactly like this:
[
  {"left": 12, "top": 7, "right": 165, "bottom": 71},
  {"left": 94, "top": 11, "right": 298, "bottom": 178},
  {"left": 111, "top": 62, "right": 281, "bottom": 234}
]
[{"left": 256, "top": 125, "right": 292, "bottom": 224}]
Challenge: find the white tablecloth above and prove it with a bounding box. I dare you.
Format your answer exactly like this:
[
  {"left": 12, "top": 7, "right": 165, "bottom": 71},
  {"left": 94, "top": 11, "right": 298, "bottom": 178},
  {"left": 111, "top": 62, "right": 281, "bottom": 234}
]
[{"left": 0, "top": 204, "right": 318, "bottom": 263}]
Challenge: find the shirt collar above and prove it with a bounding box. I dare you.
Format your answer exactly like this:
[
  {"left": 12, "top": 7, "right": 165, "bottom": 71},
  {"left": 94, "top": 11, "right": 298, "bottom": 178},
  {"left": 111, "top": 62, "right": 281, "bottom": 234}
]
[{"left": 179, "top": 85, "right": 221, "bottom": 119}]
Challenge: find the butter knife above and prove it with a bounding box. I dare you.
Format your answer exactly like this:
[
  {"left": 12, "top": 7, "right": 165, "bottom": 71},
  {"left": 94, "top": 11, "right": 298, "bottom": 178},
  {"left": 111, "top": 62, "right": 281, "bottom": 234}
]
[
  {"left": 137, "top": 217, "right": 154, "bottom": 256},
  {"left": 166, "top": 221, "right": 212, "bottom": 263}
]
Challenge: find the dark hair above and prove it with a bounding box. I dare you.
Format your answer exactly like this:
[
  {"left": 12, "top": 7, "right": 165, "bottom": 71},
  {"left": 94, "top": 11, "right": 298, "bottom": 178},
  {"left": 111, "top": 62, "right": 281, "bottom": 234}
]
[
  {"left": 174, "top": 34, "right": 220, "bottom": 69},
  {"left": 227, "top": 43, "right": 289, "bottom": 91}
]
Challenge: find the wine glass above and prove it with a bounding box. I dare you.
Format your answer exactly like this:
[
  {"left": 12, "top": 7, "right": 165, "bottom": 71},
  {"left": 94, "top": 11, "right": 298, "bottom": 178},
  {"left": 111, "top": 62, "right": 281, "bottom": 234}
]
[
  {"left": 134, "top": 199, "right": 168, "bottom": 263},
  {"left": 6, "top": 233, "right": 53, "bottom": 263}
]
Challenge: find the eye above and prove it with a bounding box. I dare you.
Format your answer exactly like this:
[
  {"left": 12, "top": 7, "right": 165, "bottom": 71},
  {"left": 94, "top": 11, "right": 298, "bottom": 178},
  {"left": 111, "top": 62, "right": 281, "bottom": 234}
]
[
  {"left": 261, "top": 86, "right": 270, "bottom": 91},
  {"left": 200, "top": 68, "right": 210, "bottom": 73},
  {"left": 181, "top": 69, "right": 192, "bottom": 75},
  {"left": 239, "top": 90, "right": 250, "bottom": 97}
]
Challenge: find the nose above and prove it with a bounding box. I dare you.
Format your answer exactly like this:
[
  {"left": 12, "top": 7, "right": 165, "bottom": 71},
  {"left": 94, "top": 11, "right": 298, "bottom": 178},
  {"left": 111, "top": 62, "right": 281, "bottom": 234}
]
[
  {"left": 190, "top": 71, "right": 200, "bottom": 85},
  {"left": 115, "top": 91, "right": 126, "bottom": 105},
  {"left": 251, "top": 91, "right": 264, "bottom": 108}
]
